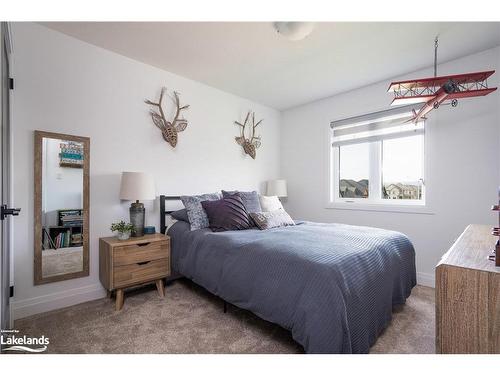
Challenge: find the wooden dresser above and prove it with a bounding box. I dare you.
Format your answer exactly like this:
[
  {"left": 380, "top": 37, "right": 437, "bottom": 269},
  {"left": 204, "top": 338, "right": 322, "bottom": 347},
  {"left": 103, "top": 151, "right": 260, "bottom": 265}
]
[
  {"left": 436, "top": 224, "right": 500, "bottom": 353},
  {"left": 99, "top": 233, "right": 171, "bottom": 310}
]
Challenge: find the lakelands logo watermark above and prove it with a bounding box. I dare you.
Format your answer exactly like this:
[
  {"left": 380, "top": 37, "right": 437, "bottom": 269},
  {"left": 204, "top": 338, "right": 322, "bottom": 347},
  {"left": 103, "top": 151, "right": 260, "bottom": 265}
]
[{"left": 1, "top": 329, "right": 49, "bottom": 353}]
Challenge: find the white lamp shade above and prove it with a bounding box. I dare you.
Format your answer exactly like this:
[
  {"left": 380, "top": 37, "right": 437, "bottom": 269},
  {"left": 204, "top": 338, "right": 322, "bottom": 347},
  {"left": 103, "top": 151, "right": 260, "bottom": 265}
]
[
  {"left": 266, "top": 179, "right": 287, "bottom": 197},
  {"left": 119, "top": 172, "right": 156, "bottom": 201}
]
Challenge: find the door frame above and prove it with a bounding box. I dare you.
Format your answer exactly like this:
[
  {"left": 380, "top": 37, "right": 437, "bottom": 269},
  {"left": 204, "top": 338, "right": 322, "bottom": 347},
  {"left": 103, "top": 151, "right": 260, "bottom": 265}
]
[{"left": 0, "top": 21, "right": 13, "bottom": 331}]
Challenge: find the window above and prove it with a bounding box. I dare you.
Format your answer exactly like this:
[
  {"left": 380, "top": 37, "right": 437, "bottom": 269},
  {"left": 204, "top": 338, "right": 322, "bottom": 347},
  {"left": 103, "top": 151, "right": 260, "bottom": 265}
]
[
  {"left": 382, "top": 135, "right": 424, "bottom": 201},
  {"left": 338, "top": 142, "right": 370, "bottom": 199},
  {"left": 330, "top": 106, "right": 425, "bottom": 207}
]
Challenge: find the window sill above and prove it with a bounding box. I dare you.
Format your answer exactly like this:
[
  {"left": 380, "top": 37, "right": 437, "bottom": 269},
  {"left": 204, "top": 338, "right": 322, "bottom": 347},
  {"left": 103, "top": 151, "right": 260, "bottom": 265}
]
[{"left": 326, "top": 201, "right": 434, "bottom": 215}]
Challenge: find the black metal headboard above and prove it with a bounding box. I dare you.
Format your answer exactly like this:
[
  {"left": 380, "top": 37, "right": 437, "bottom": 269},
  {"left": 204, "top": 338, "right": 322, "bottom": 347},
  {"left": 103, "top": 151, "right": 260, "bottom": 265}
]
[{"left": 160, "top": 195, "right": 182, "bottom": 234}]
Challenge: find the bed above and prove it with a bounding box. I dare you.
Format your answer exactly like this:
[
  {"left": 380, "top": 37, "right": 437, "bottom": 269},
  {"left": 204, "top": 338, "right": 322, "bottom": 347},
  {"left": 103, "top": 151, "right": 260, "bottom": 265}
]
[{"left": 161, "top": 195, "right": 416, "bottom": 353}]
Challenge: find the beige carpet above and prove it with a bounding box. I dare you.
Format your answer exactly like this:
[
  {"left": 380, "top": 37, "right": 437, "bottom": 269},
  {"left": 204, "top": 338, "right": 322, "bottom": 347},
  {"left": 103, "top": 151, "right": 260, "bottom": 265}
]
[
  {"left": 42, "top": 247, "right": 83, "bottom": 278},
  {"left": 14, "top": 279, "right": 435, "bottom": 354}
]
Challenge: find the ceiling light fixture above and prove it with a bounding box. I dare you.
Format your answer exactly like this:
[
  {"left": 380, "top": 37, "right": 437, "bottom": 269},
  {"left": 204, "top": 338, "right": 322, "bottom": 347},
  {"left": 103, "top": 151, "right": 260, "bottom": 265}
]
[{"left": 273, "top": 22, "right": 315, "bottom": 41}]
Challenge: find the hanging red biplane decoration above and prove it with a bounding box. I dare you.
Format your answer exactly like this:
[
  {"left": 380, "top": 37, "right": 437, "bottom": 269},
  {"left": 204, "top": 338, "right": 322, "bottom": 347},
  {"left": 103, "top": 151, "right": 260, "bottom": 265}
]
[{"left": 388, "top": 37, "right": 497, "bottom": 123}]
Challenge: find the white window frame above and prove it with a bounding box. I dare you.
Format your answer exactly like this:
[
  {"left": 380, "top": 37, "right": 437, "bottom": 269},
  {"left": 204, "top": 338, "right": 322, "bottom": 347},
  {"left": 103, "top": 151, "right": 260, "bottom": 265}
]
[{"left": 326, "top": 111, "right": 434, "bottom": 215}]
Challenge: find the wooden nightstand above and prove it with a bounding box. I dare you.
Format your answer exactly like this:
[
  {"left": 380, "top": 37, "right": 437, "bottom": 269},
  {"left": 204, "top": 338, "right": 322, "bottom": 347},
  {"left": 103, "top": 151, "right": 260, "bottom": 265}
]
[{"left": 99, "top": 233, "right": 171, "bottom": 310}]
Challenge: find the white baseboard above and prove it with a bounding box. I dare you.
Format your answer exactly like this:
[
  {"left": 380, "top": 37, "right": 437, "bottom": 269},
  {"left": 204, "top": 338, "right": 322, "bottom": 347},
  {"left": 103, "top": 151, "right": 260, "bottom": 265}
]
[
  {"left": 417, "top": 272, "right": 435, "bottom": 288},
  {"left": 11, "top": 284, "right": 106, "bottom": 321}
]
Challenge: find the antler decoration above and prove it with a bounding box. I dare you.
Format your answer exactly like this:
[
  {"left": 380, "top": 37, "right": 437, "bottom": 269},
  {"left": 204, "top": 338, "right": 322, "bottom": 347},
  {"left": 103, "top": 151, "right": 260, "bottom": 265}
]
[
  {"left": 234, "top": 111, "right": 263, "bottom": 159},
  {"left": 145, "top": 87, "right": 189, "bottom": 148}
]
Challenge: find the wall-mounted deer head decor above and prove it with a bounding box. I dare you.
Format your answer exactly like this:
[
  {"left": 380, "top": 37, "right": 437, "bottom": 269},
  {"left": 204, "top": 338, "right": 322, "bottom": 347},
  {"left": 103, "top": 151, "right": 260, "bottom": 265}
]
[
  {"left": 234, "top": 111, "right": 263, "bottom": 160},
  {"left": 145, "top": 87, "right": 189, "bottom": 148}
]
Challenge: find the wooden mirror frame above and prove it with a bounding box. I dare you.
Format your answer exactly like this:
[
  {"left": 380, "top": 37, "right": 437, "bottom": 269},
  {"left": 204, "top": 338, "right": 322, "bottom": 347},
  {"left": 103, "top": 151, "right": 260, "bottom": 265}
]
[{"left": 34, "top": 130, "right": 90, "bottom": 285}]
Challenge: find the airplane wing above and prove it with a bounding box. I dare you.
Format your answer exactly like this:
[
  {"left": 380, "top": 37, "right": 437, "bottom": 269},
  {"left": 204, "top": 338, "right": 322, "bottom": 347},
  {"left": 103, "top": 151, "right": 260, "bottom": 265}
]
[
  {"left": 444, "top": 87, "right": 497, "bottom": 100},
  {"left": 390, "top": 95, "right": 435, "bottom": 106},
  {"left": 388, "top": 70, "right": 495, "bottom": 92},
  {"left": 392, "top": 87, "right": 497, "bottom": 106}
]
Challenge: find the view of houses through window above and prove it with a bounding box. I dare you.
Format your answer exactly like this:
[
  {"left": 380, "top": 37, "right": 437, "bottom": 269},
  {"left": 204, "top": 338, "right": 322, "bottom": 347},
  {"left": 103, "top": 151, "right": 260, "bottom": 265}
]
[{"left": 381, "top": 135, "right": 424, "bottom": 200}]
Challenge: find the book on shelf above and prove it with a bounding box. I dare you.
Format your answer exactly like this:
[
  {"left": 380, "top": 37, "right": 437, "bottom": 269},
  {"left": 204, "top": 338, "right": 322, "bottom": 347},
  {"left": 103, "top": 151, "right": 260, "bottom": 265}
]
[
  {"left": 59, "top": 209, "right": 83, "bottom": 227},
  {"left": 65, "top": 230, "right": 71, "bottom": 247},
  {"left": 42, "top": 228, "right": 56, "bottom": 250},
  {"left": 54, "top": 232, "right": 69, "bottom": 249}
]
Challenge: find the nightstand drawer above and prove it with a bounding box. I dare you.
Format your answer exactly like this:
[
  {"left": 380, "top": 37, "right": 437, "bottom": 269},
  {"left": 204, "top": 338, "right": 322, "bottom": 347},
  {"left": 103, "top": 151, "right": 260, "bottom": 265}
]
[
  {"left": 113, "top": 258, "right": 170, "bottom": 288},
  {"left": 113, "top": 240, "right": 169, "bottom": 266}
]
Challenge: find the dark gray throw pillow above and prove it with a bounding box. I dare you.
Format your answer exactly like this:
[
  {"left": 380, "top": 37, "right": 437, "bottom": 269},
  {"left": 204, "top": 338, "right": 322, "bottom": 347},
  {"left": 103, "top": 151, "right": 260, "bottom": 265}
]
[
  {"left": 249, "top": 210, "right": 295, "bottom": 230},
  {"left": 201, "top": 195, "right": 252, "bottom": 232},
  {"left": 170, "top": 209, "right": 189, "bottom": 222},
  {"left": 221, "top": 190, "right": 262, "bottom": 213}
]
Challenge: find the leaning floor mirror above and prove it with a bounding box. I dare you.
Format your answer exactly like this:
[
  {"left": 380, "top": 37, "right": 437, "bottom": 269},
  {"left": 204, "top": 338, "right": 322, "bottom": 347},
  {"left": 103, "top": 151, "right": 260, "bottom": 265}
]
[{"left": 34, "top": 131, "right": 90, "bottom": 284}]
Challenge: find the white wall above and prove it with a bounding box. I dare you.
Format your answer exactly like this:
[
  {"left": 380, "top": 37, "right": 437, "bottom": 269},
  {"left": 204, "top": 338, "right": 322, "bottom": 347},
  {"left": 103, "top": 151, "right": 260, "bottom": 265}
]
[
  {"left": 11, "top": 23, "right": 281, "bottom": 319},
  {"left": 281, "top": 47, "right": 500, "bottom": 288}
]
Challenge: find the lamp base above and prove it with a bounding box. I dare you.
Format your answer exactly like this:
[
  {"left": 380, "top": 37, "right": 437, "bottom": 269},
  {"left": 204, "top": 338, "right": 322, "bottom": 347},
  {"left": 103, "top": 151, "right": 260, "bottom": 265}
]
[{"left": 130, "top": 201, "right": 145, "bottom": 237}]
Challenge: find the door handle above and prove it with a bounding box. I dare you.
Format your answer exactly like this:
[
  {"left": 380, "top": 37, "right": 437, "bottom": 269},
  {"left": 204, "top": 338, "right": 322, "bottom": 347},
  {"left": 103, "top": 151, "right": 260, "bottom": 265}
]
[{"left": 0, "top": 205, "right": 21, "bottom": 220}]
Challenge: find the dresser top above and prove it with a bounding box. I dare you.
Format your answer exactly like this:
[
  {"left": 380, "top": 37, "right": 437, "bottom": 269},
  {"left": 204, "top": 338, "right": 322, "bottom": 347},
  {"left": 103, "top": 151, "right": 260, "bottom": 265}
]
[
  {"left": 437, "top": 224, "right": 499, "bottom": 274},
  {"left": 100, "top": 233, "right": 169, "bottom": 247}
]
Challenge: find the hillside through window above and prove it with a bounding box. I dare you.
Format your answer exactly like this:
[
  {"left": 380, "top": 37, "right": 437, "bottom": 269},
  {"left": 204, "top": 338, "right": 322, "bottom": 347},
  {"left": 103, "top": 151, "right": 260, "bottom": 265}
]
[{"left": 338, "top": 142, "right": 370, "bottom": 199}]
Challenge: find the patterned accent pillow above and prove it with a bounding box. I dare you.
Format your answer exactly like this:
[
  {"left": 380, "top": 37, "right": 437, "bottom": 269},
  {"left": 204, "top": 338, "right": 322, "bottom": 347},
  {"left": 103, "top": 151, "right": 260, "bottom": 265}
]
[
  {"left": 180, "top": 193, "right": 221, "bottom": 231},
  {"left": 249, "top": 210, "right": 295, "bottom": 230},
  {"left": 201, "top": 195, "right": 252, "bottom": 232},
  {"left": 221, "top": 190, "right": 262, "bottom": 213},
  {"left": 259, "top": 195, "right": 284, "bottom": 212}
]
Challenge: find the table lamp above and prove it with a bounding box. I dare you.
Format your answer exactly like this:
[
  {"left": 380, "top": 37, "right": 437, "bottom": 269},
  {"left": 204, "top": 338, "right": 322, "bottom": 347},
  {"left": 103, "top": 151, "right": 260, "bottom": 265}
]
[
  {"left": 266, "top": 179, "right": 287, "bottom": 199},
  {"left": 119, "top": 172, "right": 155, "bottom": 237}
]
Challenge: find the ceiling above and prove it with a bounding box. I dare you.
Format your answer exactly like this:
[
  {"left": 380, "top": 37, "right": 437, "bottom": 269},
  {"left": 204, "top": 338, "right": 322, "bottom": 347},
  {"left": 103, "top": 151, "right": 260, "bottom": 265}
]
[{"left": 41, "top": 22, "right": 500, "bottom": 110}]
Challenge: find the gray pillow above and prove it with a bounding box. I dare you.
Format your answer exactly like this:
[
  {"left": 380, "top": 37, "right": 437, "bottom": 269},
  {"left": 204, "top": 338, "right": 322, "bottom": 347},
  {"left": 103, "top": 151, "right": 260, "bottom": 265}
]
[
  {"left": 249, "top": 210, "right": 295, "bottom": 230},
  {"left": 222, "top": 190, "right": 262, "bottom": 213},
  {"left": 170, "top": 209, "right": 189, "bottom": 222},
  {"left": 180, "top": 193, "right": 221, "bottom": 231}
]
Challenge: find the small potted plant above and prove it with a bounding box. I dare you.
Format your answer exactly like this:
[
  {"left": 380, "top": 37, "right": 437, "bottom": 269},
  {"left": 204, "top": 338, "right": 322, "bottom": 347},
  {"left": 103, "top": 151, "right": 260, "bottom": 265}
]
[{"left": 110, "top": 221, "right": 135, "bottom": 240}]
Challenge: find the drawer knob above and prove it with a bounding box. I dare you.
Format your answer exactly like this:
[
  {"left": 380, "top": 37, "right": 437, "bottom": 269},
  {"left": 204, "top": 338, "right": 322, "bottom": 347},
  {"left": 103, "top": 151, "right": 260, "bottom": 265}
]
[
  {"left": 137, "top": 242, "right": 150, "bottom": 247},
  {"left": 137, "top": 261, "right": 151, "bottom": 266}
]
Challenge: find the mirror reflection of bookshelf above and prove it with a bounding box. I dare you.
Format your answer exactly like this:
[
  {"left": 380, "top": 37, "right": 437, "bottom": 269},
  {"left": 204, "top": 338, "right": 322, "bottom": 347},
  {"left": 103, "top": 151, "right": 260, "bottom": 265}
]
[{"left": 42, "top": 209, "right": 83, "bottom": 250}]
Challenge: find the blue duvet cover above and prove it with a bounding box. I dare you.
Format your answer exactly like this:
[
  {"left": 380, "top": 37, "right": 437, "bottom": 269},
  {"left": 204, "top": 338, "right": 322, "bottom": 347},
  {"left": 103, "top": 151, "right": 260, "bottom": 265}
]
[{"left": 167, "top": 221, "right": 416, "bottom": 353}]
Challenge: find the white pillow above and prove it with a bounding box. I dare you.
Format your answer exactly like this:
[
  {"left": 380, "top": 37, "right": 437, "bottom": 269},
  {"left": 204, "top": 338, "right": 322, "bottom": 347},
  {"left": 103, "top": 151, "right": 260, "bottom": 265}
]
[{"left": 259, "top": 195, "right": 284, "bottom": 212}]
